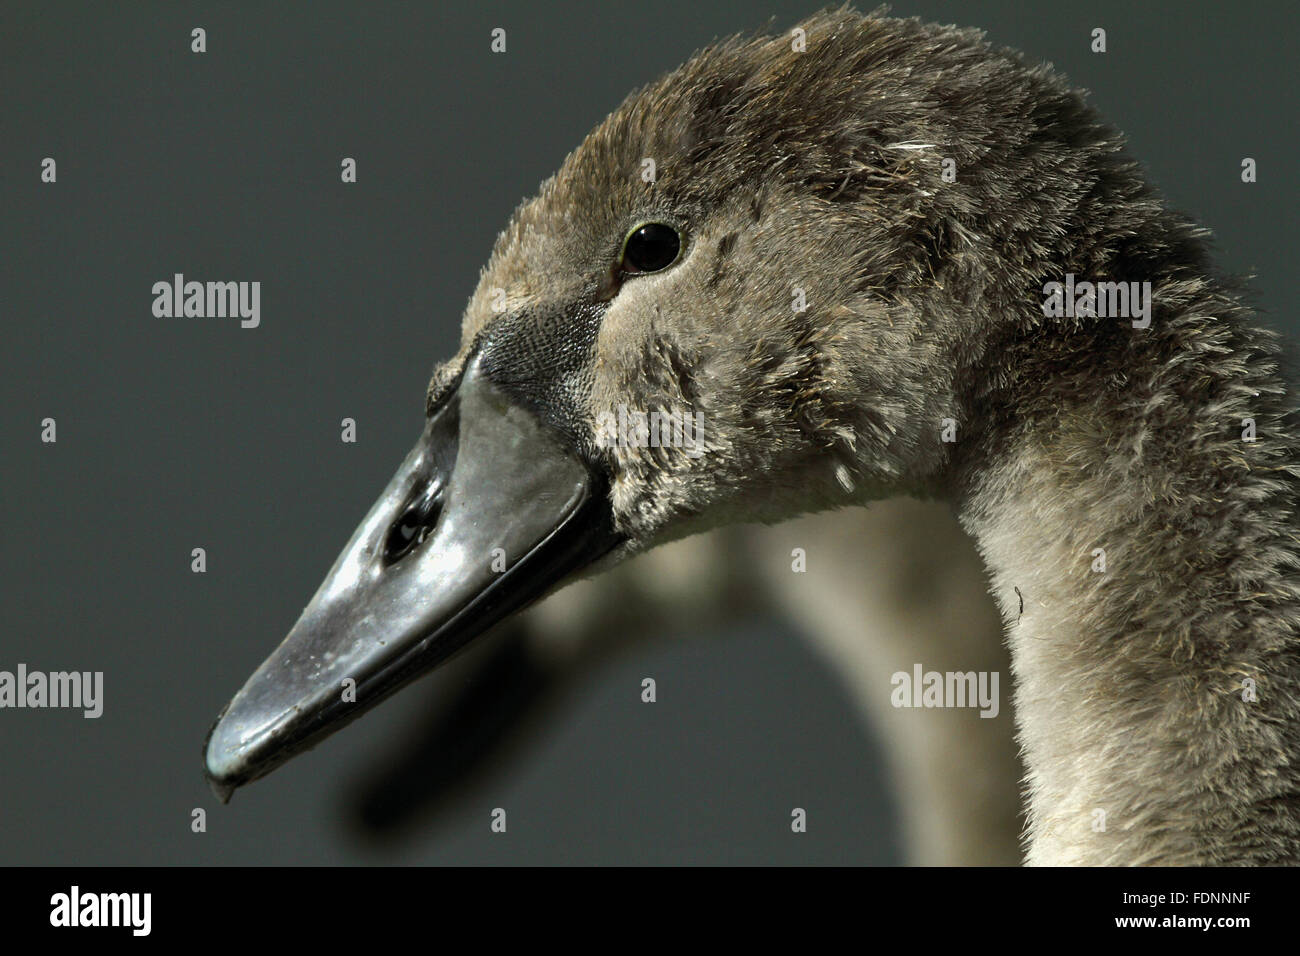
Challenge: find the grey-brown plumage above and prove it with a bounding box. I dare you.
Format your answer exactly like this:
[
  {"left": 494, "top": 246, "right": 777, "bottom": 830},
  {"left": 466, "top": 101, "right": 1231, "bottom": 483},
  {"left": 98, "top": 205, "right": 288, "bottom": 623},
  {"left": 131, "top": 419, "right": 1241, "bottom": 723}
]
[{"left": 429, "top": 7, "right": 1300, "bottom": 864}]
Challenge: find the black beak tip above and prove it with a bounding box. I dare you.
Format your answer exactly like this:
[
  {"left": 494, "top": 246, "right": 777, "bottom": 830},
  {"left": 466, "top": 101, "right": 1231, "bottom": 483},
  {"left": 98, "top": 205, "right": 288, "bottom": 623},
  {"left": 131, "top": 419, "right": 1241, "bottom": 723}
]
[
  {"left": 202, "top": 708, "right": 241, "bottom": 804},
  {"left": 208, "top": 777, "right": 236, "bottom": 805}
]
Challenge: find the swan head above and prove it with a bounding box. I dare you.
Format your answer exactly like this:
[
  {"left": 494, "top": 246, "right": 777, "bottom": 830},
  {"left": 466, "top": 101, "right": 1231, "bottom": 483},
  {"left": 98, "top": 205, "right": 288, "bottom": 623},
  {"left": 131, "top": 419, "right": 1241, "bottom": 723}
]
[
  {"left": 205, "top": 11, "right": 1030, "bottom": 794},
  {"left": 441, "top": 11, "right": 994, "bottom": 546}
]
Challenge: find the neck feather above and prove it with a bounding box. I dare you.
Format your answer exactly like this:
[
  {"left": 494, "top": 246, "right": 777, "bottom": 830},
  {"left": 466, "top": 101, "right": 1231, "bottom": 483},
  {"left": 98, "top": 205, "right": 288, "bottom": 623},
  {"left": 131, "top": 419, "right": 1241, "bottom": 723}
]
[{"left": 954, "top": 280, "right": 1300, "bottom": 865}]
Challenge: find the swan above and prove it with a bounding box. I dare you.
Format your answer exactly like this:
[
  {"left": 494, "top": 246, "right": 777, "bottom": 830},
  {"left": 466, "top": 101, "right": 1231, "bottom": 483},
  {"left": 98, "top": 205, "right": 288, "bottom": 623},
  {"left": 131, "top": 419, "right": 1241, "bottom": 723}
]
[{"left": 205, "top": 9, "right": 1300, "bottom": 865}]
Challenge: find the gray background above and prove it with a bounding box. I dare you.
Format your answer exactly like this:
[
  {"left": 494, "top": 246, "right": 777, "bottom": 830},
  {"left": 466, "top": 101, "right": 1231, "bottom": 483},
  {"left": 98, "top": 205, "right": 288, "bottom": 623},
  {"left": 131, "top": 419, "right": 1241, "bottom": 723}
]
[{"left": 1, "top": 1, "right": 1295, "bottom": 864}]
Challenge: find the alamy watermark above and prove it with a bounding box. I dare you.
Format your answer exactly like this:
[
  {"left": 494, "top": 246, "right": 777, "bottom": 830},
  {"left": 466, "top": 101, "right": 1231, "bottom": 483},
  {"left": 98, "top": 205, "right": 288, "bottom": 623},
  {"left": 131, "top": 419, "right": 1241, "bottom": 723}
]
[
  {"left": 50, "top": 886, "right": 150, "bottom": 936},
  {"left": 0, "top": 664, "right": 103, "bottom": 718},
  {"left": 1042, "top": 273, "right": 1151, "bottom": 329},
  {"left": 152, "top": 273, "right": 260, "bottom": 328},
  {"left": 890, "top": 663, "right": 999, "bottom": 718},
  {"left": 595, "top": 404, "right": 705, "bottom": 458}
]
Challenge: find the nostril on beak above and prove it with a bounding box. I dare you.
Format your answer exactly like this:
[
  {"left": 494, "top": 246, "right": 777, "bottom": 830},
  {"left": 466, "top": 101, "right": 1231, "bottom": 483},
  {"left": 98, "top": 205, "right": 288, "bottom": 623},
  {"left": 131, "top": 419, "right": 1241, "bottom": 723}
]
[{"left": 383, "top": 483, "right": 445, "bottom": 565}]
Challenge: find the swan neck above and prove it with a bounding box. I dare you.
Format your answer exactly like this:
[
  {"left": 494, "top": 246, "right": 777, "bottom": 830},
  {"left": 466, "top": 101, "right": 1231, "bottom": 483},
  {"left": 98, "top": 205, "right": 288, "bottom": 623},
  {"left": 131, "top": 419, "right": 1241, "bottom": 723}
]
[{"left": 953, "top": 302, "right": 1300, "bottom": 864}]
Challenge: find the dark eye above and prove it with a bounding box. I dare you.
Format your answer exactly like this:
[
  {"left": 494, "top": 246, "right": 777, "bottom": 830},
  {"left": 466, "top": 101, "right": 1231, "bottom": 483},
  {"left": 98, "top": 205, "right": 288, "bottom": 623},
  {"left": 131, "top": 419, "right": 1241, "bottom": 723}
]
[{"left": 621, "top": 223, "right": 681, "bottom": 274}]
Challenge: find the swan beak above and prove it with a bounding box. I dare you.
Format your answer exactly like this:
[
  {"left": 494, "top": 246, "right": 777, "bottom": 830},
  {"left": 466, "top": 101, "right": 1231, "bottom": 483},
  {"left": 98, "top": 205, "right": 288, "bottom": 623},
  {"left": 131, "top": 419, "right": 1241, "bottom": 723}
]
[{"left": 203, "top": 356, "right": 621, "bottom": 799}]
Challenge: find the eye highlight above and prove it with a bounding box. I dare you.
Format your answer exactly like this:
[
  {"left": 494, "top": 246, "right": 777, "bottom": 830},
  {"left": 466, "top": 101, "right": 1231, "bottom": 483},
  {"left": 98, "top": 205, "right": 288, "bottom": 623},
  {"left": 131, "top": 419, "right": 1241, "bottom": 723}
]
[{"left": 620, "top": 222, "right": 682, "bottom": 275}]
